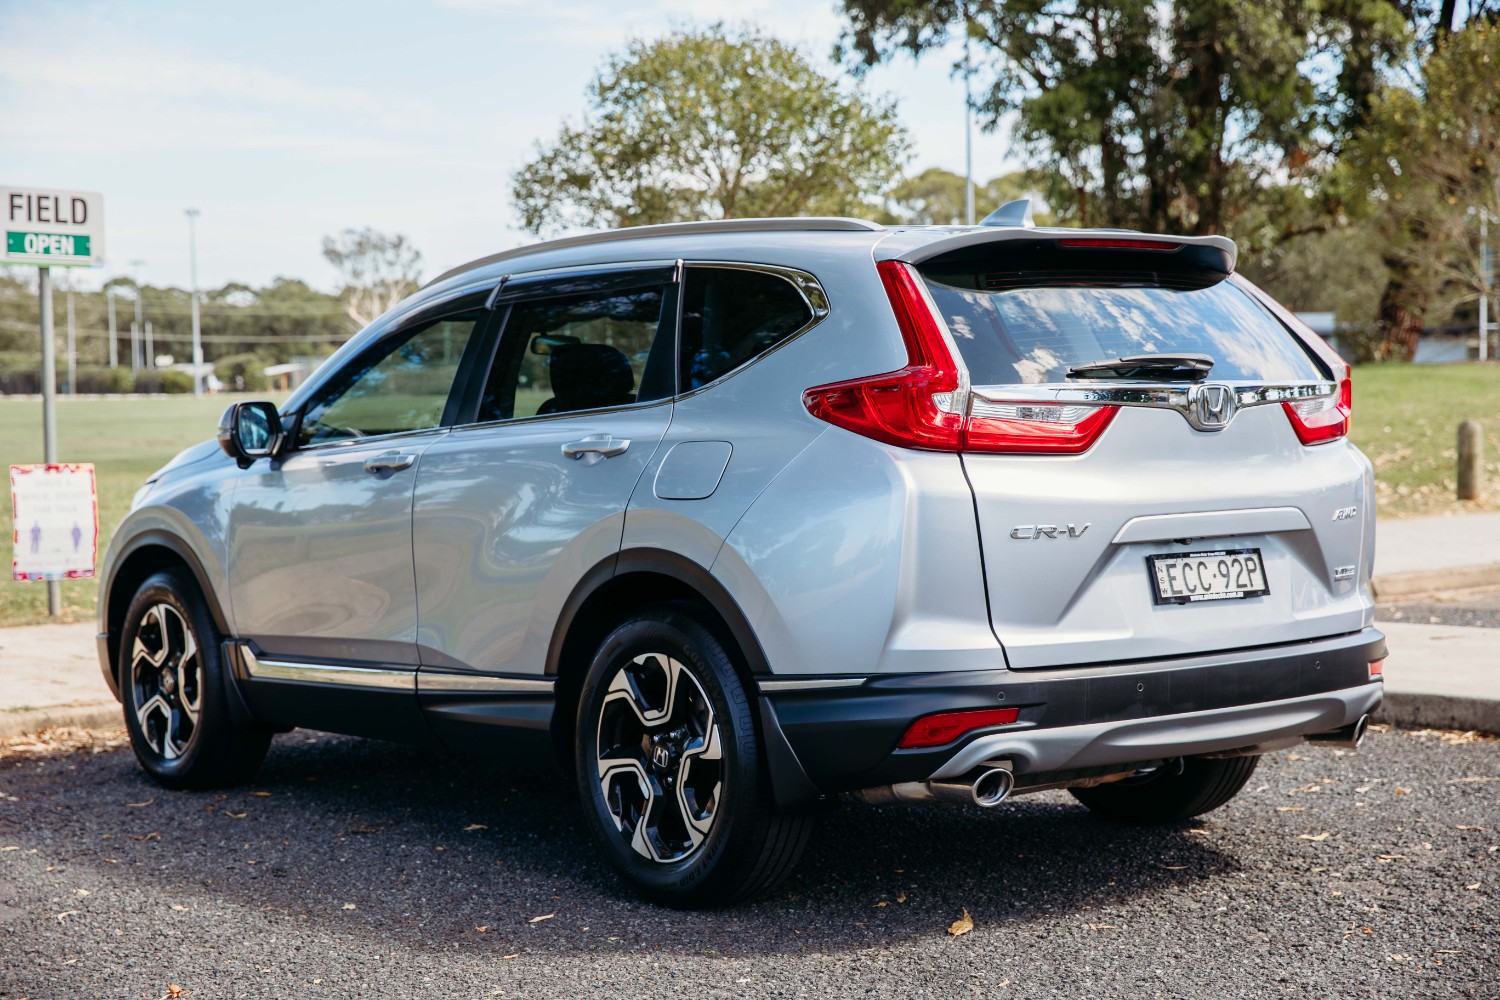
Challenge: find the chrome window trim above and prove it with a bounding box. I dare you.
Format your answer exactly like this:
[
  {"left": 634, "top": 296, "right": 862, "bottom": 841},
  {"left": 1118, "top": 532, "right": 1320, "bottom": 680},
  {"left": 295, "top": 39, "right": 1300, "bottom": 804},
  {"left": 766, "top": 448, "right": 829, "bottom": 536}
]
[
  {"left": 417, "top": 672, "right": 554, "bottom": 694},
  {"left": 241, "top": 646, "right": 413, "bottom": 691}
]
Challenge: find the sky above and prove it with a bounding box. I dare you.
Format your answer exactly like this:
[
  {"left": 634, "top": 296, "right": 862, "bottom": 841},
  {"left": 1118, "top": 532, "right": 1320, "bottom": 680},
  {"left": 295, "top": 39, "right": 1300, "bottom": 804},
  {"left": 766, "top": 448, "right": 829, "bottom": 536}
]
[{"left": 0, "top": 0, "right": 1021, "bottom": 294}]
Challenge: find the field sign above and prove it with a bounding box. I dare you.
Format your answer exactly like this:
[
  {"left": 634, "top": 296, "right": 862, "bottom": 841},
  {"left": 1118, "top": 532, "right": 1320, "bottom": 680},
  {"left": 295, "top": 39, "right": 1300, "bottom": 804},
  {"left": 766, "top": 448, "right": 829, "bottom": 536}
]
[
  {"left": 10, "top": 464, "right": 98, "bottom": 581},
  {"left": 2, "top": 186, "right": 105, "bottom": 267}
]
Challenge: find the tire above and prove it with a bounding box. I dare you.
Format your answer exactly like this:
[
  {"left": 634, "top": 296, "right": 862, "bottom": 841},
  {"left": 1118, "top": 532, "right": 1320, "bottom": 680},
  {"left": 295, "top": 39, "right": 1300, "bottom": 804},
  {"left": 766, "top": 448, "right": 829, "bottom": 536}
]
[
  {"left": 1069, "top": 755, "right": 1260, "bottom": 824},
  {"left": 575, "top": 606, "right": 812, "bottom": 907},
  {"left": 118, "top": 569, "right": 271, "bottom": 789}
]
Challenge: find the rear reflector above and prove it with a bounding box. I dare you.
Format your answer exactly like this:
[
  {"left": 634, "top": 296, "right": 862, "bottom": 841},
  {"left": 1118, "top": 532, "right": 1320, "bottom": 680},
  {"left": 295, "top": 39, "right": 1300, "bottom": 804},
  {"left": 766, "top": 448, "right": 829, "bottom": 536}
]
[
  {"left": 802, "top": 260, "right": 1117, "bottom": 453},
  {"left": 1283, "top": 376, "right": 1352, "bottom": 445},
  {"left": 1368, "top": 658, "right": 1385, "bottom": 679},
  {"left": 898, "top": 707, "right": 1021, "bottom": 750}
]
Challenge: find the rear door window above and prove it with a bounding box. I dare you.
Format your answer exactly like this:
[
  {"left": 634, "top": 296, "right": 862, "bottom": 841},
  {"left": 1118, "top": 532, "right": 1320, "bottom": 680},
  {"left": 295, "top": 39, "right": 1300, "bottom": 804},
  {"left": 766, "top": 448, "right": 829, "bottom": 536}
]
[{"left": 920, "top": 273, "right": 1323, "bottom": 386}]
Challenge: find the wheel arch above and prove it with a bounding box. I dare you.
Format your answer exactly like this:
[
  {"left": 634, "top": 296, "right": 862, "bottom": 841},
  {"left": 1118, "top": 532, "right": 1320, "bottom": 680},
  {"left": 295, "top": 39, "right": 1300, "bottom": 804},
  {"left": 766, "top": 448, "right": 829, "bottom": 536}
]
[{"left": 102, "top": 531, "right": 231, "bottom": 698}]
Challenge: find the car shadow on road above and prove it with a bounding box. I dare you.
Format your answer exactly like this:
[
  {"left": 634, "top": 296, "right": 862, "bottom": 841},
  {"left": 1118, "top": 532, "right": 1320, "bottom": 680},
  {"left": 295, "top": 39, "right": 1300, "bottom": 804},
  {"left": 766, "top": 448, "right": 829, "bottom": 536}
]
[{"left": 5, "top": 731, "right": 1241, "bottom": 958}]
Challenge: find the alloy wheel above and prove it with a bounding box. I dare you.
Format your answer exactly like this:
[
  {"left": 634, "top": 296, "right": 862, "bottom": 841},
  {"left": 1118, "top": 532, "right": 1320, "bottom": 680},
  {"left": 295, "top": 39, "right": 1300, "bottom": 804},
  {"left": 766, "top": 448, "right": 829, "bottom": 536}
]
[
  {"left": 129, "top": 603, "right": 202, "bottom": 760},
  {"left": 594, "top": 652, "right": 724, "bottom": 863}
]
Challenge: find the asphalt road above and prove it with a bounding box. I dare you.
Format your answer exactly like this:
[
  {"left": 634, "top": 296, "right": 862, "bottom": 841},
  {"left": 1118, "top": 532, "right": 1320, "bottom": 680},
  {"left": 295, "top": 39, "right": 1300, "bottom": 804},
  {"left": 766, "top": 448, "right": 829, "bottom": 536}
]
[{"left": 1, "top": 728, "right": 1495, "bottom": 1000}]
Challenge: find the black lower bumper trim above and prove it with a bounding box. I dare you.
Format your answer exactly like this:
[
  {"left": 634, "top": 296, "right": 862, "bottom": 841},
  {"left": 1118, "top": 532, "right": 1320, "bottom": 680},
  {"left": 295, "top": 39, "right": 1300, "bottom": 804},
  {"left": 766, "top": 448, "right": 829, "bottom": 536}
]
[{"left": 763, "top": 628, "right": 1386, "bottom": 795}]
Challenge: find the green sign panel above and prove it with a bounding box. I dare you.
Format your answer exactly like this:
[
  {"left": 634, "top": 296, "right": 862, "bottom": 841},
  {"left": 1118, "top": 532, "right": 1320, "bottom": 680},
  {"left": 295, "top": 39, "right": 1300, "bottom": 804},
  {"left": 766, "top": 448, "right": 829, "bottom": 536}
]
[{"left": 6, "top": 231, "right": 92, "bottom": 259}]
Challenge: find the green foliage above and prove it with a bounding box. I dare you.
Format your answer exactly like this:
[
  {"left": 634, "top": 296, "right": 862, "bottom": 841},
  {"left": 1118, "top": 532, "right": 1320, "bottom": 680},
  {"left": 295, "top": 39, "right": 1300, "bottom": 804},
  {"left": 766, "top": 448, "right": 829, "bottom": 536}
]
[
  {"left": 321, "top": 229, "right": 422, "bottom": 329},
  {"left": 881, "top": 168, "right": 1056, "bottom": 226},
  {"left": 512, "top": 24, "right": 911, "bottom": 234},
  {"left": 839, "top": 1, "right": 1410, "bottom": 242},
  {"left": 157, "top": 370, "right": 194, "bottom": 394},
  {"left": 215, "top": 352, "right": 269, "bottom": 392},
  {"left": 106, "top": 367, "right": 133, "bottom": 393}
]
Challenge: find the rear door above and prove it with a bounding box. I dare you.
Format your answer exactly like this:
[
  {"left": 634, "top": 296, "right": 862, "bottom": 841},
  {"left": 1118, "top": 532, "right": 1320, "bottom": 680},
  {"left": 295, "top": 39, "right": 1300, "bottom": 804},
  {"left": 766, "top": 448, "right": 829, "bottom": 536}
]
[{"left": 912, "top": 238, "right": 1370, "bottom": 668}]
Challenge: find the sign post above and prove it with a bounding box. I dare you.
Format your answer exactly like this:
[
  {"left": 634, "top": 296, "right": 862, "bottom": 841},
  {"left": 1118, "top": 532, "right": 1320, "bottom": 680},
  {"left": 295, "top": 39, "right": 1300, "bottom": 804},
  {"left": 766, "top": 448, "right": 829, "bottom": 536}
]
[{"left": 3, "top": 185, "right": 105, "bottom": 616}]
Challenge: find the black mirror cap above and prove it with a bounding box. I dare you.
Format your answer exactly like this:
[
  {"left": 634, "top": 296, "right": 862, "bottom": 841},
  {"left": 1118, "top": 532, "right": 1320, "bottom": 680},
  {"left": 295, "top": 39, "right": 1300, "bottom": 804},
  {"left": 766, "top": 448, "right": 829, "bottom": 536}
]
[{"left": 217, "top": 400, "right": 283, "bottom": 469}]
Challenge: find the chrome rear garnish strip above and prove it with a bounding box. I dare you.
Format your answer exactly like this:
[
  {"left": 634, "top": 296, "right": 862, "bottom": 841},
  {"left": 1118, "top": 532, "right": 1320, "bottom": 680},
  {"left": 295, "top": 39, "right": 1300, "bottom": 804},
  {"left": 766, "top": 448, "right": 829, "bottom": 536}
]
[{"left": 969, "top": 380, "right": 1335, "bottom": 432}]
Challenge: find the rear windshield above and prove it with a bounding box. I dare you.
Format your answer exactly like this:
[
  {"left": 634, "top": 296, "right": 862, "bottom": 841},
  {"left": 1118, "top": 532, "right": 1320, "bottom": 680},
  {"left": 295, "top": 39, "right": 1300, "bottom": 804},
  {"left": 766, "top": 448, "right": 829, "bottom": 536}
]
[{"left": 919, "top": 273, "right": 1324, "bottom": 386}]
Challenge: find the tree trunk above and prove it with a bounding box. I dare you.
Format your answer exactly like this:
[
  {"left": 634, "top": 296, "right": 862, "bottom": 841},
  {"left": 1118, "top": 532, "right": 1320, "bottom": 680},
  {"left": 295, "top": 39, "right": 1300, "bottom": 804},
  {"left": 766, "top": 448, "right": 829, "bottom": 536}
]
[{"left": 1376, "top": 253, "right": 1425, "bottom": 362}]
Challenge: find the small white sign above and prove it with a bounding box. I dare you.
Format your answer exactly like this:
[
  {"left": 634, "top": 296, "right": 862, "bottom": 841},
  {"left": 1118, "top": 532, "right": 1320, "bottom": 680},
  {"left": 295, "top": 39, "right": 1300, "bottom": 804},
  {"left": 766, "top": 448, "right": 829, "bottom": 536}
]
[
  {"left": 10, "top": 464, "right": 98, "bottom": 581},
  {"left": 1, "top": 185, "right": 105, "bottom": 267}
]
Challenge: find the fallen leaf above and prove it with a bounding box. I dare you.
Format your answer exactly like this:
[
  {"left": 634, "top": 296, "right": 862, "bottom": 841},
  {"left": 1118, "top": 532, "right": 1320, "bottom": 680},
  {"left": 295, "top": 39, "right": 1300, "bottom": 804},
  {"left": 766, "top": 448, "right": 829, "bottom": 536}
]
[
  {"left": 502, "top": 953, "right": 520, "bottom": 960},
  {"left": 947, "top": 908, "right": 973, "bottom": 937},
  {"left": 76, "top": 888, "right": 90, "bottom": 896},
  {"left": 463, "top": 824, "right": 488, "bottom": 832},
  {"left": 250, "top": 791, "right": 271, "bottom": 797},
  {"left": 1389, "top": 954, "right": 1411, "bottom": 962},
  {"left": 1457, "top": 825, "right": 1486, "bottom": 831},
  {"left": 0, "top": 846, "right": 18, "bottom": 851},
  {"left": 1299, "top": 832, "right": 1332, "bottom": 841},
  {"left": 347, "top": 826, "right": 379, "bottom": 835},
  {"left": 528, "top": 913, "right": 555, "bottom": 923},
  {"left": 166, "top": 985, "right": 187, "bottom": 999},
  {"left": 1277, "top": 806, "right": 1305, "bottom": 812},
  {"left": 1392, "top": 788, "right": 1411, "bottom": 796},
  {"left": 126, "top": 798, "right": 154, "bottom": 808},
  {"left": 342, "top": 903, "right": 357, "bottom": 910},
  {"left": 1286, "top": 753, "right": 1306, "bottom": 760},
  {"left": 896, "top": 892, "right": 907, "bottom": 903},
  {"left": 132, "top": 832, "right": 161, "bottom": 842},
  {"left": 224, "top": 811, "right": 247, "bottom": 820},
  {"left": 1087, "top": 923, "right": 1118, "bottom": 930},
  {"left": 1377, "top": 854, "right": 1405, "bottom": 862},
  {"left": 873, "top": 901, "right": 888, "bottom": 908},
  {"left": 1448, "top": 776, "right": 1499, "bottom": 783},
  {"left": 1160, "top": 865, "right": 1188, "bottom": 870},
  {"left": 475, "top": 925, "right": 489, "bottom": 933},
  {"left": 1465, "top": 883, "right": 1481, "bottom": 890},
  {"left": 55, "top": 910, "right": 79, "bottom": 922},
  {"left": 170, "top": 905, "right": 189, "bottom": 912}
]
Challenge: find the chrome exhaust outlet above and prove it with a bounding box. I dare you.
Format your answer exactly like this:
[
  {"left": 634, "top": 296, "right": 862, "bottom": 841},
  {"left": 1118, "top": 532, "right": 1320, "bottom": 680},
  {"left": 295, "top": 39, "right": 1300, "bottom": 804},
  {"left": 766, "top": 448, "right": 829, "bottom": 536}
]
[
  {"left": 851, "top": 762, "right": 1014, "bottom": 809},
  {"left": 1307, "top": 714, "right": 1369, "bottom": 749}
]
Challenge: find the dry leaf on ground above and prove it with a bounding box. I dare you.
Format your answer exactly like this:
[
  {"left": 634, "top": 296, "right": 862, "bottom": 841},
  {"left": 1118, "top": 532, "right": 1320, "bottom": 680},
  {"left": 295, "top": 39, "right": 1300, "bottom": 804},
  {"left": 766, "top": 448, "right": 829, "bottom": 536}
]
[
  {"left": 528, "top": 912, "right": 555, "bottom": 924},
  {"left": 947, "top": 908, "right": 973, "bottom": 937},
  {"left": 1298, "top": 832, "right": 1332, "bottom": 841}
]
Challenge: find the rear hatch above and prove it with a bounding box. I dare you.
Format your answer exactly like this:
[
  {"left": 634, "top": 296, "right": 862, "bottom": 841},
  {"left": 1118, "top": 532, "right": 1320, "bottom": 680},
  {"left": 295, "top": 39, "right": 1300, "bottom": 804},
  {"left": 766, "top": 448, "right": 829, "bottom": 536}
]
[{"left": 911, "top": 235, "right": 1368, "bottom": 668}]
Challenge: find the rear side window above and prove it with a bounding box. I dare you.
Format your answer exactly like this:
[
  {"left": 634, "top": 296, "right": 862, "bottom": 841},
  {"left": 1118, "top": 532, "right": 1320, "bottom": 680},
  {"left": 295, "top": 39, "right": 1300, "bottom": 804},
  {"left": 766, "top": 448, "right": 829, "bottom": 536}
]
[
  {"left": 920, "top": 274, "right": 1323, "bottom": 386},
  {"left": 478, "top": 285, "right": 670, "bottom": 423},
  {"left": 680, "top": 267, "right": 813, "bottom": 390}
]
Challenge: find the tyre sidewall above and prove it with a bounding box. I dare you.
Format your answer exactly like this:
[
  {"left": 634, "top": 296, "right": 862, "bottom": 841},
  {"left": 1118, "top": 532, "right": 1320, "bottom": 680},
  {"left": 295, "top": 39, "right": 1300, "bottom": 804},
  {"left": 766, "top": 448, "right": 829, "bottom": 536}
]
[
  {"left": 118, "top": 569, "right": 233, "bottom": 789},
  {"left": 576, "top": 610, "right": 761, "bottom": 905}
]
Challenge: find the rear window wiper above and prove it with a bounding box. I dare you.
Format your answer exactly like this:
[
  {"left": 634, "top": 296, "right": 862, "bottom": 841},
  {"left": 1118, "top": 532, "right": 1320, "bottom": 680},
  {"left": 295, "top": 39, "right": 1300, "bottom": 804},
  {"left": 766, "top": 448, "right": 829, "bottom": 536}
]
[{"left": 1066, "top": 353, "right": 1214, "bottom": 381}]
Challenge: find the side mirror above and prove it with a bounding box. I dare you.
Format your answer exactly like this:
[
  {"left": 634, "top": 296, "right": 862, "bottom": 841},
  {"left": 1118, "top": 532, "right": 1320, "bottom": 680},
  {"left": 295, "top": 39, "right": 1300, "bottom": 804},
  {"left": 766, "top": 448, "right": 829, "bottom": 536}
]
[{"left": 217, "top": 400, "right": 283, "bottom": 469}]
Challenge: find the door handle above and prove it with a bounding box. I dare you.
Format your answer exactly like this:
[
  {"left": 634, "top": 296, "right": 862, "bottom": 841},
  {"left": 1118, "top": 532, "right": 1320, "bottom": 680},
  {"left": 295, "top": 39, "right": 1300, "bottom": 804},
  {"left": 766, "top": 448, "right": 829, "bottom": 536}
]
[
  {"left": 562, "top": 435, "right": 631, "bottom": 460},
  {"left": 363, "top": 451, "right": 417, "bottom": 474}
]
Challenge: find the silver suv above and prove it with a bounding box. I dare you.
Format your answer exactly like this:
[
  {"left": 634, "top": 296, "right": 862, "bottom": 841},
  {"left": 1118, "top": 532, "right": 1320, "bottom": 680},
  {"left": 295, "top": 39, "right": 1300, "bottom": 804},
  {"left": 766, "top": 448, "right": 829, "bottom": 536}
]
[{"left": 98, "top": 210, "right": 1385, "bottom": 907}]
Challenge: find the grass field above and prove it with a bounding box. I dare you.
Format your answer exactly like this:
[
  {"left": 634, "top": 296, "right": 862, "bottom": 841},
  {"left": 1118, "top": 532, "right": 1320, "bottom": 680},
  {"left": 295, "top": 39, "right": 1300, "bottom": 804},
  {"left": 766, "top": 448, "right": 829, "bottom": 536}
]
[{"left": 2, "top": 363, "right": 1497, "bottom": 627}]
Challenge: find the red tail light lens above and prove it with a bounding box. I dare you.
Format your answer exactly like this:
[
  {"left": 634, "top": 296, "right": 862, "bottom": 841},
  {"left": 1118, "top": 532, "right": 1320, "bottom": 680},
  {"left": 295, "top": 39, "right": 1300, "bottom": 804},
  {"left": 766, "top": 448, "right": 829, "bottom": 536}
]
[
  {"left": 1057, "top": 237, "right": 1180, "bottom": 252},
  {"left": 1283, "top": 376, "right": 1352, "bottom": 445},
  {"left": 898, "top": 707, "right": 1021, "bottom": 750},
  {"left": 802, "top": 260, "right": 1116, "bottom": 454}
]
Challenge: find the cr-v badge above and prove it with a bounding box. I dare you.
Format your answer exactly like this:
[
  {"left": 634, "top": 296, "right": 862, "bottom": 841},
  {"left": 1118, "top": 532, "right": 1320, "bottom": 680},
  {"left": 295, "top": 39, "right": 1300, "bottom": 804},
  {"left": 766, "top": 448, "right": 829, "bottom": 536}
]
[{"left": 1010, "top": 524, "right": 1091, "bottom": 539}]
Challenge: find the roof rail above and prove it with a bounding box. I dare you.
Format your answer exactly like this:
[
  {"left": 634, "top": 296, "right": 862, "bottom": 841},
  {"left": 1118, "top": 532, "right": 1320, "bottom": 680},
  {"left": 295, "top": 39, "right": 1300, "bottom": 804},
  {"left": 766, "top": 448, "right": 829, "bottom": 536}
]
[
  {"left": 979, "top": 198, "right": 1035, "bottom": 229},
  {"left": 425, "top": 216, "right": 886, "bottom": 288}
]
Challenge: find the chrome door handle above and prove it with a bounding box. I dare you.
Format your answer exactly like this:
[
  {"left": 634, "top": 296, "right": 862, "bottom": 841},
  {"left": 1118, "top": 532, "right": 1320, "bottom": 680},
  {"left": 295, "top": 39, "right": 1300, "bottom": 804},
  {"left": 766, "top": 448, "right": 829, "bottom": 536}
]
[
  {"left": 363, "top": 451, "right": 417, "bottom": 474},
  {"left": 562, "top": 435, "right": 631, "bottom": 460}
]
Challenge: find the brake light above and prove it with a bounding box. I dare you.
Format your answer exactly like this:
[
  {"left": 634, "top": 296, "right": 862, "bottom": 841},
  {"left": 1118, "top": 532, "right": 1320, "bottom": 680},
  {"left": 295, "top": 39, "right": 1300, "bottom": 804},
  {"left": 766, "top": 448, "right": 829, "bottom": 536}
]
[
  {"left": 898, "top": 707, "right": 1021, "bottom": 749},
  {"left": 1057, "top": 237, "right": 1179, "bottom": 251},
  {"left": 1283, "top": 376, "right": 1352, "bottom": 445},
  {"left": 1368, "top": 658, "right": 1385, "bottom": 679},
  {"left": 802, "top": 260, "right": 1117, "bottom": 453}
]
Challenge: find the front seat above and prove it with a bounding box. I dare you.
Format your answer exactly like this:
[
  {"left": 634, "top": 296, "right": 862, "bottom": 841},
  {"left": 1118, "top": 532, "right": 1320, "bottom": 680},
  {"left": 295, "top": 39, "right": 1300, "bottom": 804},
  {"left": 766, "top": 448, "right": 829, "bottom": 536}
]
[{"left": 536, "top": 343, "right": 637, "bottom": 415}]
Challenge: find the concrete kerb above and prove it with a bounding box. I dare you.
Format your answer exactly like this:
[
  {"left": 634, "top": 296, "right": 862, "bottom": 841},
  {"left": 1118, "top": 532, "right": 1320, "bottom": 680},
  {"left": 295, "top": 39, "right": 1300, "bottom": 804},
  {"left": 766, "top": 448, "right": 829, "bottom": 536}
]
[
  {"left": 1374, "top": 694, "right": 1500, "bottom": 736},
  {"left": 1373, "top": 562, "right": 1500, "bottom": 601},
  {"left": 1, "top": 703, "right": 120, "bottom": 740}
]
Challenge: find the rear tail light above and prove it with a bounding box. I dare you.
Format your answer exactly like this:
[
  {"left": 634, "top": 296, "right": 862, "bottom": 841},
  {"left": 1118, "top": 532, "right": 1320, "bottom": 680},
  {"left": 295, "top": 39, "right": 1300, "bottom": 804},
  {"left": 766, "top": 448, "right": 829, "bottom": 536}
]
[
  {"left": 802, "top": 260, "right": 1117, "bottom": 454},
  {"left": 1368, "top": 658, "right": 1385, "bottom": 679},
  {"left": 898, "top": 706, "right": 1021, "bottom": 750},
  {"left": 1057, "top": 237, "right": 1180, "bottom": 252},
  {"left": 1283, "top": 375, "right": 1352, "bottom": 445}
]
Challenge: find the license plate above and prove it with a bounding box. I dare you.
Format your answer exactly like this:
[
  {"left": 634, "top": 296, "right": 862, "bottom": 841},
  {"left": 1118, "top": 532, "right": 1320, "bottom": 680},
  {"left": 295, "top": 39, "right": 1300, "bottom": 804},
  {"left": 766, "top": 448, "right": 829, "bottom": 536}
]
[{"left": 1148, "top": 548, "right": 1269, "bottom": 605}]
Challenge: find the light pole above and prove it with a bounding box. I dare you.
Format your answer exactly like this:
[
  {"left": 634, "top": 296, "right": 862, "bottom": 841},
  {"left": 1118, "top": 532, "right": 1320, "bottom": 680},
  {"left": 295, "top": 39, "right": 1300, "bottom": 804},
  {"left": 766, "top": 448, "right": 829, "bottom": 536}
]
[
  {"left": 129, "top": 259, "right": 145, "bottom": 372},
  {"left": 964, "top": 33, "right": 975, "bottom": 226},
  {"left": 186, "top": 208, "right": 203, "bottom": 396}
]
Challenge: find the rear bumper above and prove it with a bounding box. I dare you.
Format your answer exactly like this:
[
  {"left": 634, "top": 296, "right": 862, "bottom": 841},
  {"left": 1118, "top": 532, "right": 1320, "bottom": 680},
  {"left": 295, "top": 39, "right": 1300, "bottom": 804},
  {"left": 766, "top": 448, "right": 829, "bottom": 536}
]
[{"left": 761, "top": 628, "right": 1385, "bottom": 798}]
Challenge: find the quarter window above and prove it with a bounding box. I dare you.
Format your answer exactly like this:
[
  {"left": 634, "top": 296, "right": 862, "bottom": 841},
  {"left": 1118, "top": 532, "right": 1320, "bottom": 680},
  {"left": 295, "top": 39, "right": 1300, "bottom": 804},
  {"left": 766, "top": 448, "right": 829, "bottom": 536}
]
[
  {"left": 297, "top": 311, "right": 480, "bottom": 446},
  {"left": 680, "top": 267, "right": 813, "bottom": 390}
]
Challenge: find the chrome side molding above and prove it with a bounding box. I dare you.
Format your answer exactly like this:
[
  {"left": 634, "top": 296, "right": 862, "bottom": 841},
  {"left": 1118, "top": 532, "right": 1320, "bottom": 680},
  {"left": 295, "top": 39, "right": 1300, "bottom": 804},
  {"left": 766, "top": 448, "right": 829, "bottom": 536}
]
[
  {"left": 417, "top": 672, "right": 554, "bottom": 694},
  {"left": 758, "top": 677, "right": 867, "bottom": 693},
  {"left": 240, "top": 645, "right": 413, "bottom": 691}
]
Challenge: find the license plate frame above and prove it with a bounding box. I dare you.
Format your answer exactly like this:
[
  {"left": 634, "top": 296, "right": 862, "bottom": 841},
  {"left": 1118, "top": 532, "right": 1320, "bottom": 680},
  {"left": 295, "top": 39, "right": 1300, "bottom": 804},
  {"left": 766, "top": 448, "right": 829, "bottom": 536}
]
[{"left": 1147, "top": 548, "right": 1269, "bottom": 606}]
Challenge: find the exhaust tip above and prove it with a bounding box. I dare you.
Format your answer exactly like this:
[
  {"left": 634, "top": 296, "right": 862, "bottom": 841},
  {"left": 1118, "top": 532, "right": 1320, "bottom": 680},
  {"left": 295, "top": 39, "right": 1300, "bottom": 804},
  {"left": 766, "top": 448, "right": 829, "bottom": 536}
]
[
  {"left": 971, "top": 767, "right": 1014, "bottom": 808},
  {"left": 1350, "top": 713, "right": 1369, "bottom": 748}
]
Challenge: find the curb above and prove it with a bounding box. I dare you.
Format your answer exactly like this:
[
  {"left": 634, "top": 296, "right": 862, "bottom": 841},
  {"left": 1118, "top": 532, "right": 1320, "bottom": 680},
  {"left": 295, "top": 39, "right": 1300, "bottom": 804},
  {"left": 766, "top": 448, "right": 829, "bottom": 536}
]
[
  {"left": 0, "top": 703, "right": 120, "bottom": 740},
  {"left": 1373, "top": 562, "right": 1500, "bottom": 601},
  {"left": 1375, "top": 692, "right": 1500, "bottom": 736}
]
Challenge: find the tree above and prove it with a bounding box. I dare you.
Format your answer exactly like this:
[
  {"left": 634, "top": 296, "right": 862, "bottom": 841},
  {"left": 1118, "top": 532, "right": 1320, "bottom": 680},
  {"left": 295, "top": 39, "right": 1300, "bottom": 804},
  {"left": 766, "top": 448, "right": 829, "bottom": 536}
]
[
  {"left": 883, "top": 168, "right": 1055, "bottom": 226},
  {"left": 839, "top": 1, "right": 1409, "bottom": 242},
  {"left": 1349, "top": 20, "right": 1500, "bottom": 359},
  {"left": 511, "top": 24, "right": 910, "bottom": 235},
  {"left": 321, "top": 228, "right": 423, "bottom": 329}
]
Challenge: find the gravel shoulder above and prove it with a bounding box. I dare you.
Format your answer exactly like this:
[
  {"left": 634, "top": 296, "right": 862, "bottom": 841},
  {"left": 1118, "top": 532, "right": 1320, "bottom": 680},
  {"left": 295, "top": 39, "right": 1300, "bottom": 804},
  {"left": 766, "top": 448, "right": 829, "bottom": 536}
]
[{"left": 1, "top": 728, "right": 1496, "bottom": 999}]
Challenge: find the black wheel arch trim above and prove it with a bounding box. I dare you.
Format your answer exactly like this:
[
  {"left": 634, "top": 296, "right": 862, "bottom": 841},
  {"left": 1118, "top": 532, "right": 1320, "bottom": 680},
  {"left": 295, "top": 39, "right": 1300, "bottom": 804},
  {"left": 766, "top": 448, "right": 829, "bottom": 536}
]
[{"left": 548, "top": 547, "right": 823, "bottom": 807}]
